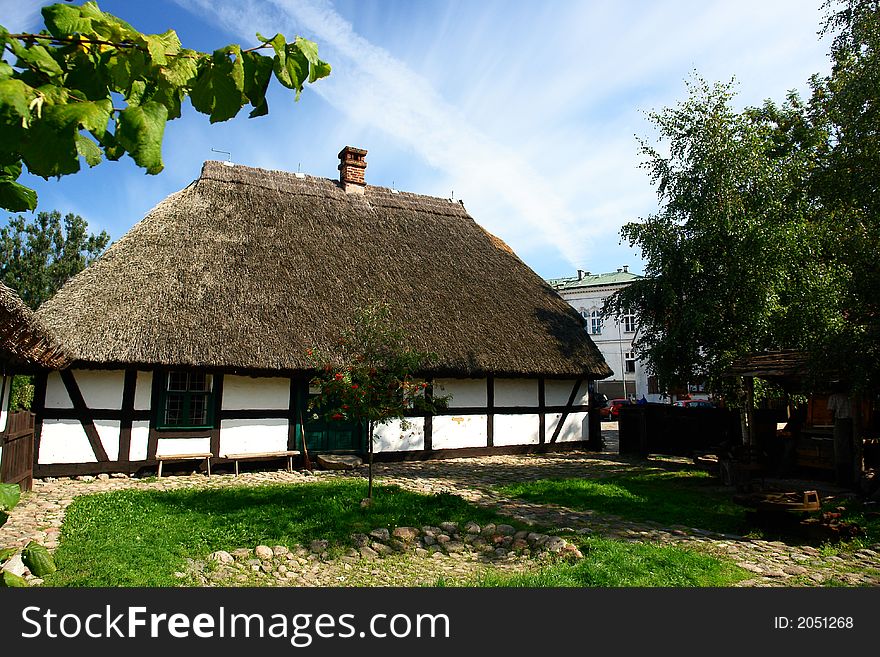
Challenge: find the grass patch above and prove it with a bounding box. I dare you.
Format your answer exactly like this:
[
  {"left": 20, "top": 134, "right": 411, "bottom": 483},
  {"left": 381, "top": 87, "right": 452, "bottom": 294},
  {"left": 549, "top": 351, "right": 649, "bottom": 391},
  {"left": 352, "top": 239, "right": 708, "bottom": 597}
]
[
  {"left": 444, "top": 537, "right": 750, "bottom": 587},
  {"left": 45, "top": 480, "right": 513, "bottom": 587},
  {"left": 496, "top": 471, "right": 748, "bottom": 534}
]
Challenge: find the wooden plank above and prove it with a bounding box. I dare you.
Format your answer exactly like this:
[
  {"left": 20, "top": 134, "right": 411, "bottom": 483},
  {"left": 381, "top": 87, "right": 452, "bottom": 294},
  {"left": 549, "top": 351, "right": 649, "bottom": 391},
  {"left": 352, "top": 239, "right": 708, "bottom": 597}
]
[
  {"left": 287, "top": 376, "right": 298, "bottom": 451},
  {"left": 31, "top": 371, "right": 47, "bottom": 470},
  {"left": 60, "top": 369, "right": 109, "bottom": 462}
]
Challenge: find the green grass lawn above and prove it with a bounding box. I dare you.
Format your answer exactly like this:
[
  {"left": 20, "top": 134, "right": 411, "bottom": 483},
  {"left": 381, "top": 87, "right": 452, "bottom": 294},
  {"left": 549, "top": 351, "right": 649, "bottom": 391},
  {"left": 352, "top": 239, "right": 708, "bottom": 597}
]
[
  {"left": 495, "top": 470, "right": 749, "bottom": 535},
  {"left": 46, "top": 480, "right": 509, "bottom": 587},
  {"left": 447, "top": 537, "right": 749, "bottom": 587},
  {"left": 44, "top": 478, "right": 752, "bottom": 587}
]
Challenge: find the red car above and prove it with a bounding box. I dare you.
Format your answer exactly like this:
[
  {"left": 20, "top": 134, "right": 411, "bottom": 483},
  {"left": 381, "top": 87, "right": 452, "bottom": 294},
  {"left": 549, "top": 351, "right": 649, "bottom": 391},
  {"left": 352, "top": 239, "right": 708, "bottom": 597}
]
[{"left": 600, "top": 398, "right": 631, "bottom": 420}]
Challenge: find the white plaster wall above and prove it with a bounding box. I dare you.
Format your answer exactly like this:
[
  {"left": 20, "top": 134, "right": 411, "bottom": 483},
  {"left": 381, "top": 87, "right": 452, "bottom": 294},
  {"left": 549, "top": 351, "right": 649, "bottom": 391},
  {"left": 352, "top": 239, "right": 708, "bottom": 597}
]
[
  {"left": 545, "top": 380, "right": 590, "bottom": 406},
  {"left": 76, "top": 370, "right": 124, "bottom": 409},
  {"left": 96, "top": 420, "right": 121, "bottom": 461},
  {"left": 546, "top": 411, "right": 588, "bottom": 443},
  {"left": 219, "top": 419, "right": 288, "bottom": 455},
  {"left": 432, "top": 415, "right": 487, "bottom": 449},
  {"left": 223, "top": 376, "right": 290, "bottom": 410},
  {"left": 494, "top": 379, "right": 538, "bottom": 407},
  {"left": 374, "top": 418, "right": 425, "bottom": 452},
  {"left": 45, "top": 372, "right": 72, "bottom": 409},
  {"left": 134, "top": 371, "right": 153, "bottom": 410},
  {"left": 493, "top": 414, "right": 541, "bottom": 446},
  {"left": 435, "top": 378, "right": 486, "bottom": 408},
  {"left": 130, "top": 422, "right": 149, "bottom": 461},
  {"left": 39, "top": 420, "right": 96, "bottom": 463},
  {"left": 156, "top": 437, "right": 211, "bottom": 456}
]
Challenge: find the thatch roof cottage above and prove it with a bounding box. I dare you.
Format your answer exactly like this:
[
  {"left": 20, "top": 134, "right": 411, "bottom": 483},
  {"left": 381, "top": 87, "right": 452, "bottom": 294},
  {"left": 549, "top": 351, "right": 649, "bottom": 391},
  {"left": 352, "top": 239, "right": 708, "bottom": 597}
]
[{"left": 31, "top": 147, "right": 611, "bottom": 476}]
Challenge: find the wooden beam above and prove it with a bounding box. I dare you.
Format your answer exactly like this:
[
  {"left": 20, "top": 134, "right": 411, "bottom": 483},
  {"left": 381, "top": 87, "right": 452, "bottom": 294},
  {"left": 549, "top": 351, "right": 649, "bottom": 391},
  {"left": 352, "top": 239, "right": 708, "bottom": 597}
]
[
  {"left": 538, "top": 378, "right": 546, "bottom": 446},
  {"left": 210, "top": 373, "right": 224, "bottom": 457},
  {"left": 117, "top": 369, "right": 137, "bottom": 465},
  {"left": 31, "top": 371, "right": 47, "bottom": 468},
  {"left": 287, "top": 376, "right": 298, "bottom": 452},
  {"left": 549, "top": 379, "right": 583, "bottom": 444},
  {"left": 423, "top": 380, "right": 433, "bottom": 451},
  {"left": 486, "top": 375, "right": 494, "bottom": 448},
  {"left": 60, "top": 369, "right": 109, "bottom": 462},
  {"left": 147, "top": 369, "right": 162, "bottom": 460}
]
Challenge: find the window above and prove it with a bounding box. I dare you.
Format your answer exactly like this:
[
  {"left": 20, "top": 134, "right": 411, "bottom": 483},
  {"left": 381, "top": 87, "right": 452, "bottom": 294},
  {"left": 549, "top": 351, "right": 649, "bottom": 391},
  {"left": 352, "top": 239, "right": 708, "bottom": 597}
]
[
  {"left": 589, "top": 309, "right": 603, "bottom": 335},
  {"left": 624, "top": 351, "right": 636, "bottom": 374},
  {"left": 623, "top": 311, "right": 636, "bottom": 333},
  {"left": 159, "top": 371, "right": 214, "bottom": 429}
]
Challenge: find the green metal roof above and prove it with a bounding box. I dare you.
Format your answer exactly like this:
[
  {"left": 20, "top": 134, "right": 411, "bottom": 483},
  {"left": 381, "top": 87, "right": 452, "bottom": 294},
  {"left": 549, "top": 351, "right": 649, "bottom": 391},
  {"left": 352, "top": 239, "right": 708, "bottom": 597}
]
[{"left": 547, "top": 270, "right": 642, "bottom": 291}]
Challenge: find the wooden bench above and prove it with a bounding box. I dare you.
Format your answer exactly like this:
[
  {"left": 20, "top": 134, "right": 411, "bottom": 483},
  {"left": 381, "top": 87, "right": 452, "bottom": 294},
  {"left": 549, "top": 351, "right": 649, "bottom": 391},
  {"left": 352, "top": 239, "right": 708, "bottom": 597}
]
[
  {"left": 222, "top": 450, "right": 301, "bottom": 475},
  {"left": 156, "top": 452, "right": 212, "bottom": 478}
]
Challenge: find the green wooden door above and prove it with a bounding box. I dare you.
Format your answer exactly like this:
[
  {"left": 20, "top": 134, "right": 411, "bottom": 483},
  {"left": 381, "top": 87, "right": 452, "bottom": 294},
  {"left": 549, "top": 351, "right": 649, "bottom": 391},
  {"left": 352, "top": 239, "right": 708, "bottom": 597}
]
[{"left": 294, "top": 387, "right": 366, "bottom": 453}]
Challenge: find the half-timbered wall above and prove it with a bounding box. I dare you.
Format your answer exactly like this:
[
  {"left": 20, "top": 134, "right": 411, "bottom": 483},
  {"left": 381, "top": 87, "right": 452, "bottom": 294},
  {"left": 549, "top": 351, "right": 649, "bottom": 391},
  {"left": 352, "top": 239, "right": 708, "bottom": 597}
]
[{"left": 34, "top": 369, "right": 593, "bottom": 475}]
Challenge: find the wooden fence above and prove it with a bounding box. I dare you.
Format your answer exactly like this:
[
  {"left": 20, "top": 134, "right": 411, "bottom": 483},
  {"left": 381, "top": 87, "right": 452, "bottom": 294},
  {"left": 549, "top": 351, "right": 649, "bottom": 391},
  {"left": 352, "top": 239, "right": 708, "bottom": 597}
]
[
  {"left": 1, "top": 411, "right": 35, "bottom": 492},
  {"left": 618, "top": 404, "right": 741, "bottom": 457}
]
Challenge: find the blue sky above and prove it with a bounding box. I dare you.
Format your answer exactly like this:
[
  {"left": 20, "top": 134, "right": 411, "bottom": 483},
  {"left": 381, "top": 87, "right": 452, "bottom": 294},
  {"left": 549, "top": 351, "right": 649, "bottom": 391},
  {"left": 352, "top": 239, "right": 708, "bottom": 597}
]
[{"left": 1, "top": 0, "right": 833, "bottom": 279}]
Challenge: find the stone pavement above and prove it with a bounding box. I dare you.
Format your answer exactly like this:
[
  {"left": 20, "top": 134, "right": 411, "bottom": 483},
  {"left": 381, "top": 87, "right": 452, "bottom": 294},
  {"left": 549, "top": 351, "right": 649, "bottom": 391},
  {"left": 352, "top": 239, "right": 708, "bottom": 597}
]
[{"left": 2, "top": 439, "right": 880, "bottom": 587}]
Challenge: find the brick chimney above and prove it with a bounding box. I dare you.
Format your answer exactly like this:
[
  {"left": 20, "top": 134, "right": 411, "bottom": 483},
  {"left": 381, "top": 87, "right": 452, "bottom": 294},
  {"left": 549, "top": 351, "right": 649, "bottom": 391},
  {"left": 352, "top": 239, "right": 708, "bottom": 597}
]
[{"left": 338, "top": 146, "right": 367, "bottom": 194}]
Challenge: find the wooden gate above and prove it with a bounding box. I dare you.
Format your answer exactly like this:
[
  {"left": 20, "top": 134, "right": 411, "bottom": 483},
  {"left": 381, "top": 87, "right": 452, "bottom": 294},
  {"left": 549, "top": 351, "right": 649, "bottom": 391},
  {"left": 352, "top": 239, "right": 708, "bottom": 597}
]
[{"left": 1, "top": 411, "right": 35, "bottom": 491}]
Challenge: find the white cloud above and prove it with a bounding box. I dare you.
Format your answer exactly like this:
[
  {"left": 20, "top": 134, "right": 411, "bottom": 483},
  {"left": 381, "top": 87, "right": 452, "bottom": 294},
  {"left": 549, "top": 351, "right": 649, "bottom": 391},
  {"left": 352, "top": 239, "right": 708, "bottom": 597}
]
[{"left": 170, "top": 0, "right": 831, "bottom": 275}]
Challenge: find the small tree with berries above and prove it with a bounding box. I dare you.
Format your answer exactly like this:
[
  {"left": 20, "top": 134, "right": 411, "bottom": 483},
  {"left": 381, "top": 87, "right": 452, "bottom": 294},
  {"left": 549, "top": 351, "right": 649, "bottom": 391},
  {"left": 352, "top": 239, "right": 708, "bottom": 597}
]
[{"left": 308, "top": 302, "right": 449, "bottom": 501}]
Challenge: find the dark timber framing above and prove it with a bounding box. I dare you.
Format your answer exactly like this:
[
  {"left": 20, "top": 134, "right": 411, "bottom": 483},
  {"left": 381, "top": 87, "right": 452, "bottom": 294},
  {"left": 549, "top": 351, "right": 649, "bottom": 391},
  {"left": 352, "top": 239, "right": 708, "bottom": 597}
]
[
  {"left": 549, "top": 378, "right": 584, "bottom": 444},
  {"left": 538, "top": 378, "right": 546, "bottom": 445},
  {"left": 117, "top": 369, "right": 137, "bottom": 465},
  {"left": 32, "top": 371, "right": 599, "bottom": 476},
  {"left": 486, "top": 375, "right": 494, "bottom": 448},
  {"left": 209, "top": 373, "right": 224, "bottom": 457},
  {"left": 423, "top": 380, "right": 433, "bottom": 451},
  {"left": 30, "top": 371, "right": 47, "bottom": 467},
  {"left": 60, "top": 369, "right": 109, "bottom": 462}
]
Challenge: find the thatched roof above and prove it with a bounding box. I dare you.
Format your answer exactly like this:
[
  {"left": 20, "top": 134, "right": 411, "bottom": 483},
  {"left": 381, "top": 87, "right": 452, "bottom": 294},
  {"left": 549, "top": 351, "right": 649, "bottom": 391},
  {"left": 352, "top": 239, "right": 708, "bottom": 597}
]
[
  {"left": 728, "top": 350, "right": 811, "bottom": 381},
  {"left": 37, "top": 161, "right": 611, "bottom": 379},
  {"left": 0, "top": 282, "right": 69, "bottom": 371}
]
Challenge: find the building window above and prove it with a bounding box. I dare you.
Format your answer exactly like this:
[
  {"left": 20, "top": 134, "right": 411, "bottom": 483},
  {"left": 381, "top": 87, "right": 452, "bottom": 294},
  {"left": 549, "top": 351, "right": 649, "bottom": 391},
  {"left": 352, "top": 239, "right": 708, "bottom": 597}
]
[
  {"left": 623, "top": 311, "right": 636, "bottom": 333},
  {"left": 159, "top": 371, "right": 214, "bottom": 429},
  {"left": 624, "top": 352, "right": 636, "bottom": 374},
  {"left": 589, "top": 309, "right": 603, "bottom": 335}
]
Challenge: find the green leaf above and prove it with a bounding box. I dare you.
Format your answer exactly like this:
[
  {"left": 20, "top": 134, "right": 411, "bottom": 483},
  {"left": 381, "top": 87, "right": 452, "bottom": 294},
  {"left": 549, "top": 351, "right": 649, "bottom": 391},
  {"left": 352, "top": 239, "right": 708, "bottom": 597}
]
[
  {"left": 107, "top": 50, "right": 147, "bottom": 95},
  {"left": 83, "top": 2, "right": 139, "bottom": 44},
  {"left": 116, "top": 101, "right": 167, "bottom": 173},
  {"left": 190, "top": 46, "right": 246, "bottom": 123},
  {"left": 0, "top": 61, "right": 13, "bottom": 81},
  {"left": 242, "top": 51, "right": 273, "bottom": 118},
  {"left": 0, "top": 571, "right": 28, "bottom": 587},
  {"left": 0, "top": 177, "right": 38, "bottom": 212},
  {"left": 42, "top": 3, "right": 94, "bottom": 38},
  {"left": 52, "top": 98, "right": 113, "bottom": 135},
  {"left": 0, "top": 547, "right": 17, "bottom": 562},
  {"left": 20, "top": 117, "right": 80, "bottom": 178},
  {"left": 159, "top": 49, "right": 200, "bottom": 87},
  {"left": 0, "top": 79, "right": 36, "bottom": 126},
  {"left": 10, "top": 42, "right": 64, "bottom": 79},
  {"left": 0, "top": 482, "right": 20, "bottom": 511},
  {"left": 141, "top": 30, "right": 182, "bottom": 67},
  {"left": 294, "top": 36, "right": 321, "bottom": 66},
  {"left": 75, "top": 133, "right": 102, "bottom": 166}
]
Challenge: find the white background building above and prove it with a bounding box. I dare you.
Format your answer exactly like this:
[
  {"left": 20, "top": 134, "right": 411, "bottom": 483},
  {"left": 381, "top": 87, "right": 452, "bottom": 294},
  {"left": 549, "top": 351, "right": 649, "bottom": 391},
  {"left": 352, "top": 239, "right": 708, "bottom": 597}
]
[{"left": 548, "top": 267, "right": 660, "bottom": 402}]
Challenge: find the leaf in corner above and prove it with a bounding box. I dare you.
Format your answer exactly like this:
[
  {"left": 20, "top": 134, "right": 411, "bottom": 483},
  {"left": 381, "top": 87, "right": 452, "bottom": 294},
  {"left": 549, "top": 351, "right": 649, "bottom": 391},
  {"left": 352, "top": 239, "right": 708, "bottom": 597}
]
[
  {"left": 75, "top": 133, "right": 102, "bottom": 167},
  {"left": 116, "top": 101, "right": 167, "bottom": 174},
  {"left": 0, "top": 178, "right": 37, "bottom": 212}
]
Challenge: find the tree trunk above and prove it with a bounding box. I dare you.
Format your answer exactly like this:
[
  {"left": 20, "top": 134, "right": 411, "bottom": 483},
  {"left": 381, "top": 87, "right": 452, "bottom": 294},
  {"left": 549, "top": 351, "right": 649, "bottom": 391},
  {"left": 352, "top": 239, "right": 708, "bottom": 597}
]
[{"left": 368, "top": 419, "right": 374, "bottom": 499}]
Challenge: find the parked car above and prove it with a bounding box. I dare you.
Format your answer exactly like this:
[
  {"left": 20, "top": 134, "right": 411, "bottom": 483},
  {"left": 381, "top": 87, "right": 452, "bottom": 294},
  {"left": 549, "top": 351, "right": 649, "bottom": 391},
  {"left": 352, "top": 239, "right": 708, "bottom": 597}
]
[
  {"left": 600, "top": 398, "right": 631, "bottom": 420},
  {"left": 673, "top": 399, "right": 715, "bottom": 408}
]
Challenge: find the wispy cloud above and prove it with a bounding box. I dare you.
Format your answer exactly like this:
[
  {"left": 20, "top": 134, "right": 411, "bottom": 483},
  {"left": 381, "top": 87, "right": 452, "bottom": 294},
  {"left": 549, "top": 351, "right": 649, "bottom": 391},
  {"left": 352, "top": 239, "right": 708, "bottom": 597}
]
[
  {"left": 170, "top": 0, "right": 831, "bottom": 275},
  {"left": 0, "top": 0, "right": 46, "bottom": 32}
]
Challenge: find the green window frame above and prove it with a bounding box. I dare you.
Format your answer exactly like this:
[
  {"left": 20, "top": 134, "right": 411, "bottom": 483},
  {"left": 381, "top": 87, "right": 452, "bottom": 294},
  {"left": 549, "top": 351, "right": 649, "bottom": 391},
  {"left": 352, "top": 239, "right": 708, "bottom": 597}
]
[{"left": 157, "top": 371, "right": 214, "bottom": 430}]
